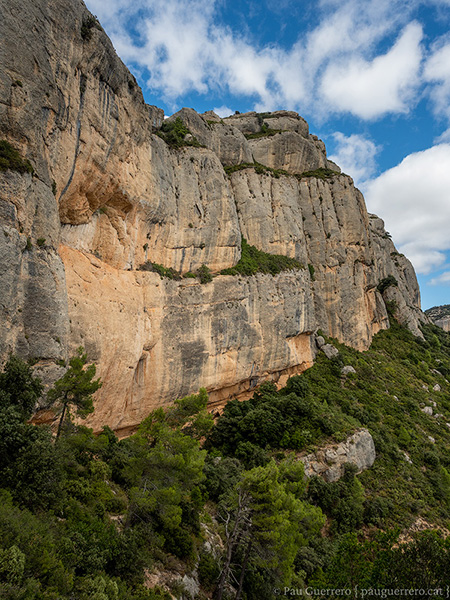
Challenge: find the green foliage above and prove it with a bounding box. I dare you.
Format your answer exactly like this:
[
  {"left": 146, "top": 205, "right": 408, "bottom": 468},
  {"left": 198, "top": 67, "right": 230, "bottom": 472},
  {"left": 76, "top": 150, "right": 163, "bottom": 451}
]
[
  {"left": 224, "top": 161, "right": 289, "bottom": 178},
  {"left": 156, "top": 117, "right": 202, "bottom": 148},
  {"left": 0, "top": 140, "right": 34, "bottom": 174},
  {"left": 198, "top": 552, "right": 220, "bottom": 589},
  {"left": 0, "top": 355, "right": 43, "bottom": 419},
  {"left": 377, "top": 274, "right": 399, "bottom": 294},
  {"left": 308, "top": 263, "right": 315, "bottom": 280},
  {"left": 397, "top": 425, "right": 411, "bottom": 448},
  {"left": 81, "top": 15, "right": 100, "bottom": 40},
  {"left": 224, "top": 162, "right": 340, "bottom": 182},
  {"left": 311, "top": 529, "right": 450, "bottom": 589},
  {"left": 52, "top": 179, "right": 57, "bottom": 196},
  {"left": 36, "top": 237, "right": 46, "bottom": 247},
  {"left": 138, "top": 261, "right": 182, "bottom": 280},
  {"left": 215, "top": 459, "right": 325, "bottom": 598},
  {"left": 221, "top": 237, "right": 303, "bottom": 276},
  {"left": 47, "top": 347, "right": 102, "bottom": 439},
  {"left": 244, "top": 126, "right": 282, "bottom": 139},
  {"left": 196, "top": 264, "right": 212, "bottom": 284},
  {"left": 307, "top": 464, "right": 365, "bottom": 534},
  {"left": 0, "top": 545, "right": 25, "bottom": 586},
  {"left": 139, "top": 261, "right": 214, "bottom": 283},
  {"left": 0, "top": 361, "right": 215, "bottom": 597},
  {"left": 207, "top": 375, "right": 352, "bottom": 458},
  {"left": 25, "top": 237, "right": 32, "bottom": 251},
  {"left": 298, "top": 320, "right": 450, "bottom": 530}
]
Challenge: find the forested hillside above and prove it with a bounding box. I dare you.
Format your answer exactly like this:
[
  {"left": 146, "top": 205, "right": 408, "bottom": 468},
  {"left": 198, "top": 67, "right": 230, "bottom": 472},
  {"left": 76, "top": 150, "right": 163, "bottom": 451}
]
[{"left": 2, "top": 313, "right": 450, "bottom": 598}]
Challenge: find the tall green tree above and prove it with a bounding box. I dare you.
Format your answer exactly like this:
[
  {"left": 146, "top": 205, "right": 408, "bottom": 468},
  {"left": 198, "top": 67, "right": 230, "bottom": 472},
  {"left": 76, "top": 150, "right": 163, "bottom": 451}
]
[
  {"left": 0, "top": 355, "right": 43, "bottom": 418},
  {"left": 48, "top": 347, "right": 101, "bottom": 439},
  {"left": 215, "top": 458, "right": 325, "bottom": 600}
]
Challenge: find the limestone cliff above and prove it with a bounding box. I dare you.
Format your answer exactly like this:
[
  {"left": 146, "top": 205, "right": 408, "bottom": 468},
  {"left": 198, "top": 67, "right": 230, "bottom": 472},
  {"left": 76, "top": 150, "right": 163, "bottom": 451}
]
[{"left": 0, "top": 0, "right": 426, "bottom": 431}]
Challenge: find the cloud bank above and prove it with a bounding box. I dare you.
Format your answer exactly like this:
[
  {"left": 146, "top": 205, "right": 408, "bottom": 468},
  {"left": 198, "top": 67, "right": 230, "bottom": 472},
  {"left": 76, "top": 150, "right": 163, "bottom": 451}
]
[
  {"left": 84, "top": 0, "right": 431, "bottom": 120},
  {"left": 365, "top": 144, "right": 450, "bottom": 274}
]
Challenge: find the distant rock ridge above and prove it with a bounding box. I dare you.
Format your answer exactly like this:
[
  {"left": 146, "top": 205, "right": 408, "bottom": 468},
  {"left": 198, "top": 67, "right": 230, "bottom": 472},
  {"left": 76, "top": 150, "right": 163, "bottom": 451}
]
[
  {"left": 0, "top": 0, "right": 426, "bottom": 431},
  {"left": 425, "top": 305, "right": 450, "bottom": 332}
]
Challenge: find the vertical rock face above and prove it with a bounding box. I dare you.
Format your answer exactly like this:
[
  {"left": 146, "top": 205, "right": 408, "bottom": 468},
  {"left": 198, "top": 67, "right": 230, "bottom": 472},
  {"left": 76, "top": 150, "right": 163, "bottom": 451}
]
[{"left": 0, "top": 0, "right": 426, "bottom": 429}]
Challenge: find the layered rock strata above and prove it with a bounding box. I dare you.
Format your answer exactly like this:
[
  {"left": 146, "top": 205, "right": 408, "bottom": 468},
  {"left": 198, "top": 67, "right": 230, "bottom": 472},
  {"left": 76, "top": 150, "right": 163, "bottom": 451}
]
[{"left": 0, "top": 0, "right": 425, "bottom": 430}]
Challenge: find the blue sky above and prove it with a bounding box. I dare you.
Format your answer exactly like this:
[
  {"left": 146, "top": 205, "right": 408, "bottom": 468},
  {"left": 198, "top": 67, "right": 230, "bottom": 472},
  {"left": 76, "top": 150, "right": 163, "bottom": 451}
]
[{"left": 85, "top": 0, "right": 450, "bottom": 309}]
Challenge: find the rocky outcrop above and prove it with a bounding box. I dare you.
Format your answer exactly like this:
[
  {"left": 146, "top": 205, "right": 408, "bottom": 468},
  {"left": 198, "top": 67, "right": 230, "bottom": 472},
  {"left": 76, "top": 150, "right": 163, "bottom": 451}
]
[
  {"left": 0, "top": 0, "right": 426, "bottom": 430},
  {"left": 425, "top": 305, "right": 450, "bottom": 332},
  {"left": 301, "top": 429, "right": 376, "bottom": 482}
]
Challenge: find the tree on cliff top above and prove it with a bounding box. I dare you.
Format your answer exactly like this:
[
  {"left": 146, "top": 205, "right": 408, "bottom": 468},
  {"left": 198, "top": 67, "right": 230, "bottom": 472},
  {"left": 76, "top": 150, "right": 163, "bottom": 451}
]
[{"left": 48, "top": 347, "right": 101, "bottom": 439}]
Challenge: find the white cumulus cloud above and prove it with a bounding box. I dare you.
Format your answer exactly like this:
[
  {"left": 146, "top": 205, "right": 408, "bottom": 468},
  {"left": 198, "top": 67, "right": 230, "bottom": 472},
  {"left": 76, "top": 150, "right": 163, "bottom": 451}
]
[
  {"left": 320, "top": 23, "right": 423, "bottom": 119},
  {"left": 424, "top": 41, "right": 450, "bottom": 128},
  {"left": 327, "top": 132, "right": 380, "bottom": 186},
  {"left": 84, "top": 0, "right": 427, "bottom": 120},
  {"left": 430, "top": 271, "right": 450, "bottom": 285},
  {"left": 213, "top": 106, "right": 234, "bottom": 118},
  {"left": 365, "top": 144, "right": 450, "bottom": 274}
]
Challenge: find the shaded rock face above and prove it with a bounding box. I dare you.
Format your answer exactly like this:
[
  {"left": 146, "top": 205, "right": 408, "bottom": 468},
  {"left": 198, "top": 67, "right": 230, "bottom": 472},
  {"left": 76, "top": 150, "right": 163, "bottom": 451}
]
[
  {"left": 301, "top": 429, "right": 376, "bottom": 482},
  {"left": 0, "top": 0, "right": 426, "bottom": 430}
]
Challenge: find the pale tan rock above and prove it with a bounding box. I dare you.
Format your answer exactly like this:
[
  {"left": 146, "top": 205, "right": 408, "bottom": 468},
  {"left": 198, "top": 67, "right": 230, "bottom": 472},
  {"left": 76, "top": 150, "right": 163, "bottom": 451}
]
[
  {"left": 61, "top": 246, "right": 316, "bottom": 432},
  {"left": 0, "top": 0, "right": 428, "bottom": 433},
  {"left": 301, "top": 429, "right": 376, "bottom": 482},
  {"left": 167, "top": 108, "right": 253, "bottom": 167},
  {"left": 249, "top": 131, "right": 328, "bottom": 174},
  {"left": 224, "top": 110, "right": 309, "bottom": 137}
]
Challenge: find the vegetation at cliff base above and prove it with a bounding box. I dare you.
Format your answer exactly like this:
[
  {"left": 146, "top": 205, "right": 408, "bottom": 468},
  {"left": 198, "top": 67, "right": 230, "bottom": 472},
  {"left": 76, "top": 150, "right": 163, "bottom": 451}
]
[
  {"left": 221, "top": 237, "right": 303, "bottom": 276},
  {"left": 0, "top": 140, "right": 34, "bottom": 175},
  {"left": 2, "top": 318, "right": 450, "bottom": 597}
]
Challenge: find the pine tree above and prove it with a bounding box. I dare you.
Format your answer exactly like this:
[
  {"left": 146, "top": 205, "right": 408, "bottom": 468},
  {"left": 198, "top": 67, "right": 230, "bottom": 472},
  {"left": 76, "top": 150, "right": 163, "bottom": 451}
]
[{"left": 47, "top": 347, "right": 101, "bottom": 439}]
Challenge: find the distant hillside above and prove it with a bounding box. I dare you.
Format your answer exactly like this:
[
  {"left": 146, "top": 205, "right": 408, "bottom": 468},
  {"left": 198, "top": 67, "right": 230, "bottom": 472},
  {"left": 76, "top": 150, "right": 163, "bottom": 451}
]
[
  {"left": 426, "top": 304, "right": 450, "bottom": 321},
  {"left": 425, "top": 305, "right": 450, "bottom": 332}
]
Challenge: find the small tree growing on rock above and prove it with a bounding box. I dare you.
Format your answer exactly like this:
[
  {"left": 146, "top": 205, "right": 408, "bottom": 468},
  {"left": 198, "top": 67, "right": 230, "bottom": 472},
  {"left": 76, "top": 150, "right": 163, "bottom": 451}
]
[{"left": 48, "top": 347, "right": 101, "bottom": 439}]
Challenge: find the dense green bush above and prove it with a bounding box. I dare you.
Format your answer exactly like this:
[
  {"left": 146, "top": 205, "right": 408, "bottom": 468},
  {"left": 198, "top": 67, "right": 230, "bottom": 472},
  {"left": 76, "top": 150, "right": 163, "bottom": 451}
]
[
  {"left": 138, "top": 261, "right": 182, "bottom": 279},
  {"left": 298, "top": 167, "right": 338, "bottom": 180},
  {"left": 81, "top": 15, "right": 100, "bottom": 40},
  {"left": 377, "top": 274, "right": 398, "bottom": 294},
  {"left": 0, "top": 358, "right": 214, "bottom": 597},
  {"left": 221, "top": 237, "right": 303, "bottom": 276},
  {"left": 206, "top": 375, "right": 353, "bottom": 457},
  {"left": 0, "top": 140, "right": 34, "bottom": 174},
  {"left": 156, "top": 117, "right": 202, "bottom": 148},
  {"left": 196, "top": 264, "right": 212, "bottom": 284}
]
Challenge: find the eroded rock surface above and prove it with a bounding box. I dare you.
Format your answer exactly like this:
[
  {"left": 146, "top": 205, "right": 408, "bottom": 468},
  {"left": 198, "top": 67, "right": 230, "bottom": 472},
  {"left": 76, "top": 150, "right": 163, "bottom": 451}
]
[
  {"left": 301, "top": 429, "right": 376, "bottom": 482},
  {"left": 0, "top": 0, "right": 426, "bottom": 430}
]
